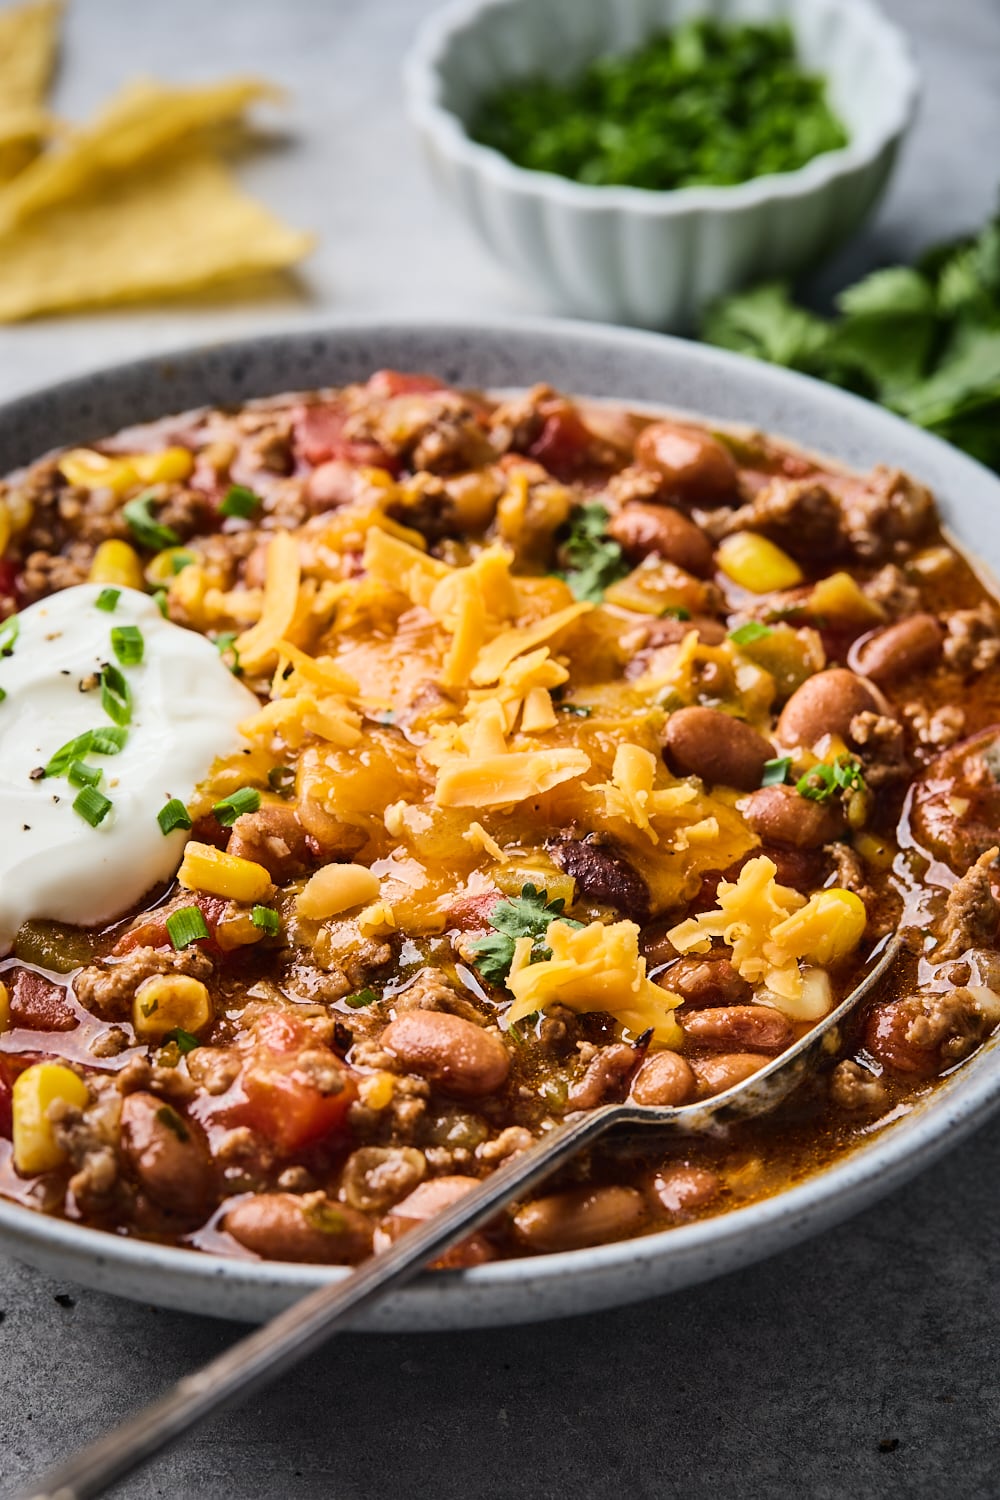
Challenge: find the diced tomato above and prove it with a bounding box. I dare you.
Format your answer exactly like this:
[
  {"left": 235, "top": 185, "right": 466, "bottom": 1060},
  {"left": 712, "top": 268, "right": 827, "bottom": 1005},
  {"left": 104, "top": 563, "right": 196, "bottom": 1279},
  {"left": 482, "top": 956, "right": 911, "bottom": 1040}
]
[
  {"left": 292, "top": 404, "right": 400, "bottom": 475},
  {"left": 113, "top": 894, "right": 229, "bottom": 956},
  {"left": 527, "top": 400, "right": 596, "bottom": 480},
  {"left": 446, "top": 890, "right": 502, "bottom": 932},
  {"left": 365, "top": 370, "right": 444, "bottom": 400},
  {"left": 0, "top": 559, "right": 19, "bottom": 606},
  {"left": 9, "top": 970, "right": 78, "bottom": 1032}
]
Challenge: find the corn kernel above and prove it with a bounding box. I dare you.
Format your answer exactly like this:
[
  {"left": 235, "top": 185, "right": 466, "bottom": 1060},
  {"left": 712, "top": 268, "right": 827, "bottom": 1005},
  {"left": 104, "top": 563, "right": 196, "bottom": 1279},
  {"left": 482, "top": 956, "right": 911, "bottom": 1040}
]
[
  {"left": 717, "top": 532, "right": 804, "bottom": 593},
  {"left": 215, "top": 910, "right": 264, "bottom": 950},
  {"left": 133, "top": 975, "right": 212, "bottom": 1040},
  {"left": 297, "top": 863, "right": 380, "bottom": 920},
  {"left": 358, "top": 1072, "right": 395, "bottom": 1111},
  {"left": 88, "top": 539, "right": 145, "bottom": 590},
  {"left": 774, "top": 888, "right": 867, "bottom": 966},
  {"left": 0, "top": 500, "right": 11, "bottom": 558},
  {"left": 131, "top": 448, "right": 194, "bottom": 485},
  {"left": 807, "top": 571, "right": 885, "bottom": 624},
  {"left": 0, "top": 981, "right": 9, "bottom": 1033},
  {"left": 58, "top": 446, "right": 193, "bottom": 494},
  {"left": 146, "top": 546, "right": 194, "bottom": 585},
  {"left": 357, "top": 901, "right": 397, "bottom": 939},
  {"left": 12, "top": 1063, "right": 89, "bottom": 1175},
  {"left": 178, "top": 841, "right": 273, "bottom": 904}
]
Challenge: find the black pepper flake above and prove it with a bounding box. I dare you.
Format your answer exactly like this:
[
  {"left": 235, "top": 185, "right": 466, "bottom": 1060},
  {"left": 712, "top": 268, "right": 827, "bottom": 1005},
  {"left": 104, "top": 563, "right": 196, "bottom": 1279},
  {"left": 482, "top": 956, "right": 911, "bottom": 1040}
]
[
  {"left": 332, "top": 1021, "right": 353, "bottom": 1056},
  {"left": 59, "top": 668, "right": 71, "bottom": 676},
  {"left": 28, "top": 766, "right": 45, "bottom": 781},
  {"left": 21, "top": 824, "right": 30, "bottom": 831}
]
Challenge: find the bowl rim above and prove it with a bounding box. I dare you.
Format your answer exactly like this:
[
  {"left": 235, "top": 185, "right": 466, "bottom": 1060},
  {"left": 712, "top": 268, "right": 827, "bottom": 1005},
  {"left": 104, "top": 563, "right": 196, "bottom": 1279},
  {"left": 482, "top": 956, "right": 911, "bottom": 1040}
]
[
  {"left": 404, "top": 0, "right": 920, "bottom": 215},
  {"left": 1, "top": 312, "right": 999, "bottom": 1320}
]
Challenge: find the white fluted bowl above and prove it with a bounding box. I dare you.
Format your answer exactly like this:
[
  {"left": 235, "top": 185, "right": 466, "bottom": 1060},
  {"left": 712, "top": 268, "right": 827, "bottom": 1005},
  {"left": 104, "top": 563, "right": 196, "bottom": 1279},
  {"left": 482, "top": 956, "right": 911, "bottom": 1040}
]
[{"left": 405, "top": 0, "right": 919, "bottom": 329}]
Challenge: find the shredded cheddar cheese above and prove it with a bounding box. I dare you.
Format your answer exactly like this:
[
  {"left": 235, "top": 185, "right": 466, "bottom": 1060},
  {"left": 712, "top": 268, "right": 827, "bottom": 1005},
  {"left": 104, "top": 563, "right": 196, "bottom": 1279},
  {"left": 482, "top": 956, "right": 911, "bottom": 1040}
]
[
  {"left": 235, "top": 530, "right": 302, "bottom": 672},
  {"left": 667, "top": 856, "right": 866, "bottom": 1009},
  {"left": 506, "top": 919, "right": 683, "bottom": 1045}
]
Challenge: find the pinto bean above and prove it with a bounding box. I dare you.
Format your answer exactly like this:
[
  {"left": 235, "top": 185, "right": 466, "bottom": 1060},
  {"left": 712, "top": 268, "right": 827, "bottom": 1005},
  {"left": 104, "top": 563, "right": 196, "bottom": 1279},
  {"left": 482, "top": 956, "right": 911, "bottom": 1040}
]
[
  {"left": 664, "top": 706, "right": 774, "bottom": 791},
  {"left": 119, "top": 1092, "right": 215, "bottom": 1220},
  {"left": 681, "top": 1006, "right": 793, "bottom": 1052},
  {"left": 691, "top": 1052, "right": 772, "bottom": 1096},
  {"left": 608, "top": 504, "right": 714, "bottom": 575},
  {"left": 381, "top": 1011, "right": 510, "bottom": 1099},
  {"left": 776, "top": 668, "right": 883, "bottom": 748},
  {"left": 742, "top": 785, "right": 845, "bottom": 849},
  {"left": 657, "top": 956, "right": 752, "bottom": 1008},
  {"left": 852, "top": 613, "right": 943, "bottom": 686},
  {"left": 568, "top": 1043, "right": 637, "bottom": 1109},
  {"left": 630, "top": 1051, "right": 697, "bottom": 1107},
  {"left": 634, "top": 421, "right": 738, "bottom": 505},
  {"left": 652, "top": 1164, "right": 721, "bottom": 1214},
  {"left": 376, "top": 1174, "right": 494, "bottom": 1267},
  {"left": 225, "top": 1192, "right": 373, "bottom": 1263},
  {"left": 513, "top": 1185, "right": 647, "bottom": 1253}
]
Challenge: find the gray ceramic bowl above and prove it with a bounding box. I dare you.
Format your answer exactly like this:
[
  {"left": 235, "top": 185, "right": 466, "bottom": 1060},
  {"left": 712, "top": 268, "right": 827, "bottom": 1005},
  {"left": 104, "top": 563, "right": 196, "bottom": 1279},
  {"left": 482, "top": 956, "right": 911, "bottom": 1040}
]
[{"left": 1, "top": 319, "right": 998, "bottom": 1331}]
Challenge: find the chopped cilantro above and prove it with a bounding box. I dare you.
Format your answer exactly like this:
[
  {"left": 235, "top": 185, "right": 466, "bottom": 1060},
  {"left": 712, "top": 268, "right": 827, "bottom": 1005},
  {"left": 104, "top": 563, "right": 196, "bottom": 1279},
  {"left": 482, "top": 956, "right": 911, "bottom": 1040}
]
[
  {"left": 469, "top": 883, "right": 584, "bottom": 987},
  {"left": 559, "top": 502, "right": 629, "bottom": 603},
  {"left": 796, "top": 755, "right": 866, "bottom": 803},
  {"left": 343, "top": 987, "right": 378, "bottom": 1009},
  {"left": 471, "top": 19, "right": 846, "bottom": 192},
  {"left": 219, "top": 485, "right": 262, "bottom": 520},
  {"left": 168, "top": 1028, "right": 201, "bottom": 1055}
]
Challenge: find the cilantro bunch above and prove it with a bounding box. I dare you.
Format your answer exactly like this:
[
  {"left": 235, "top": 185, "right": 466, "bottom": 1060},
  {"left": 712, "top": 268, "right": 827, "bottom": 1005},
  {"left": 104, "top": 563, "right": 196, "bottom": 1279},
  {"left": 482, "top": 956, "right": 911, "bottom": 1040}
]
[
  {"left": 469, "top": 884, "right": 582, "bottom": 987},
  {"left": 702, "top": 210, "right": 1000, "bottom": 472},
  {"left": 559, "top": 502, "right": 629, "bottom": 603}
]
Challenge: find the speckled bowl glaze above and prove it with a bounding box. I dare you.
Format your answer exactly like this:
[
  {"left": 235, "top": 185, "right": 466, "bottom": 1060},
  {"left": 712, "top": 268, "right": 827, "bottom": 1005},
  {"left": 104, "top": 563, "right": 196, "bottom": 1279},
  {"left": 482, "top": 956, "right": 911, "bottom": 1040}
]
[
  {"left": 405, "top": 0, "right": 919, "bottom": 328},
  {"left": 1, "top": 319, "right": 998, "bottom": 1331}
]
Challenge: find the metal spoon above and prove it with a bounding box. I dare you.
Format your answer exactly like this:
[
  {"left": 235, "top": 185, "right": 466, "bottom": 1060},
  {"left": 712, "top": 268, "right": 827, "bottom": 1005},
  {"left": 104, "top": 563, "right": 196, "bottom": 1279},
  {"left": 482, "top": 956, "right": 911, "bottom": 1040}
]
[{"left": 15, "top": 935, "right": 899, "bottom": 1500}]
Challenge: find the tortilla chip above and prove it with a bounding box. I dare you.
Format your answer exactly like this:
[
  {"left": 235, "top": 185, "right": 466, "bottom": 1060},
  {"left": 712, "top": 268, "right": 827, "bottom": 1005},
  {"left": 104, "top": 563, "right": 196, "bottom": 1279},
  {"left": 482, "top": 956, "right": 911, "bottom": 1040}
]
[
  {"left": 0, "top": 74, "right": 277, "bottom": 230},
  {"left": 0, "top": 103, "right": 53, "bottom": 180},
  {"left": 0, "top": 148, "right": 313, "bottom": 321},
  {"left": 0, "top": 0, "right": 61, "bottom": 112}
]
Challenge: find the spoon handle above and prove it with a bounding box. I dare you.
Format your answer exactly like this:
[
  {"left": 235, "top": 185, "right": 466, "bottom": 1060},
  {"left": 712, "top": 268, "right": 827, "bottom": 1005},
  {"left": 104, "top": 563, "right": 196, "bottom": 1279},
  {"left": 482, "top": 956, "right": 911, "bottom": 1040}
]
[{"left": 16, "top": 1106, "right": 616, "bottom": 1500}]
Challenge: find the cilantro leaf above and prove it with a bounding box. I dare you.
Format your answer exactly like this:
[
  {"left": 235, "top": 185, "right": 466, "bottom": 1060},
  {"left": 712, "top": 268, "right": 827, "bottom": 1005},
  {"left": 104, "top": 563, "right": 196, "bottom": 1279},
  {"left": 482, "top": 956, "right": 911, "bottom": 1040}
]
[
  {"left": 702, "top": 281, "right": 832, "bottom": 371},
  {"left": 469, "top": 883, "right": 583, "bottom": 987},
  {"left": 559, "top": 502, "right": 629, "bottom": 603},
  {"left": 796, "top": 755, "right": 866, "bottom": 803}
]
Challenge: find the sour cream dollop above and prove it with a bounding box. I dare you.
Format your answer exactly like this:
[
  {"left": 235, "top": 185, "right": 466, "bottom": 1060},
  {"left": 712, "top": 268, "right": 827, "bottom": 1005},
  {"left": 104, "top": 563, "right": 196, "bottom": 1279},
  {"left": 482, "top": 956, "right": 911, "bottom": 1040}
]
[{"left": 0, "top": 584, "right": 259, "bottom": 952}]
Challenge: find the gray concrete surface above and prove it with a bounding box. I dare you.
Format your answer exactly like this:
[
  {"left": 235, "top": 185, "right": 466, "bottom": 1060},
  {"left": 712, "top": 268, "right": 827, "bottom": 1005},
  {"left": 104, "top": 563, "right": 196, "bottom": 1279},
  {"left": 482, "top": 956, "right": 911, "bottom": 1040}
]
[{"left": 2, "top": 1, "right": 1000, "bottom": 1496}]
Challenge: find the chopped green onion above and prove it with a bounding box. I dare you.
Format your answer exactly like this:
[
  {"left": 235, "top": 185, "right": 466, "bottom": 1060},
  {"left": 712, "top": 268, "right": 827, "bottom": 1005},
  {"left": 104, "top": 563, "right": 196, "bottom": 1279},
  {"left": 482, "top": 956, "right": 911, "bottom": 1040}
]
[
  {"left": 729, "top": 621, "right": 773, "bottom": 645},
  {"left": 123, "top": 490, "right": 180, "bottom": 550},
  {"left": 0, "top": 614, "right": 19, "bottom": 656},
  {"left": 44, "top": 726, "right": 127, "bottom": 777},
  {"left": 251, "top": 905, "right": 281, "bottom": 935},
  {"left": 158, "top": 798, "right": 193, "bottom": 835},
  {"left": 215, "top": 631, "right": 243, "bottom": 677},
  {"left": 95, "top": 588, "right": 120, "bottom": 613},
  {"left": 212, "top": 787, "right": 261, "bottom": 826},
  {"left": 111, "top": 624, "right": 144, "bottom": 666},
  {"left": 100, "top": 662, "right": 132, "bottom": 726},
  {"left": 761, "top": 756, "right": 792, "bottom": 787},
  {"left": 165, "top": 906, "right": 210, "bottom": 950},
  {"left": 90, "top": 725, "right": 128, "bottom": 756},
  {"left": 267, "top": 765, "right": 294, "bottom": 797},
  {"left": 68, "top": 762, "right": 102, "bottom": 789},
  {"left": 170, "top": 551, "right": 194, "bottom": 574},
  {"left": 73, "top": 785, "right": 112, "bottom": 827},
  {"left": 0, "top": 687, "right": 6, "bottom": 703},
  {"left": 220, "top": 485, "right": 262, "bottom": 520},
  {"left": 660, "top": 606, "right": 692, "bottom": 620},
  {"left": 344, "top": 987, "right": 378, "bottom": 1009},
  {"left": 152, "top": 589, "right": 168, "bottom": 618},
  {"left": 168, "top": 1028, "right": 201, "bottom": 1054}
]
